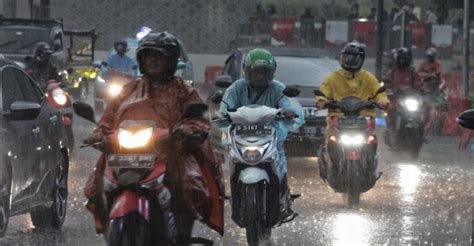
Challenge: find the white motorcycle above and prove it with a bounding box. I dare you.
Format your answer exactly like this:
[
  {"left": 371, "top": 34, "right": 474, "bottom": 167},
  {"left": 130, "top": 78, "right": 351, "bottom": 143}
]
[{"left": 212, "top": 86, "right": 300, "bottom": 246}]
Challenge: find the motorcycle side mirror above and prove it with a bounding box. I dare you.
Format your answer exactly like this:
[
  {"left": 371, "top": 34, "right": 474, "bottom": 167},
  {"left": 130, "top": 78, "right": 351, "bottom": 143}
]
[
  {"left": 214, "top": 75, "right": 233, "bottom": 88},
  {"left": 211, "top": 90, "right": 224, "bottom": 104},
  {"left": 283, "top": 86, "right": 300, "bottom": 97},
  {"left": 182, "top": 103, "right": 208, "bottom": 118},
  {"left": 73, "top": 101, "right": 96, "bottom": 124},
  {"left": 375, "top": 86, "right": 386, "bottom": 95},
  {"left": 313, "top": 89, "right": 326, "bottom": 97},
  {"left": 457, "top": 109, "right": 474, "bottom": 130}
]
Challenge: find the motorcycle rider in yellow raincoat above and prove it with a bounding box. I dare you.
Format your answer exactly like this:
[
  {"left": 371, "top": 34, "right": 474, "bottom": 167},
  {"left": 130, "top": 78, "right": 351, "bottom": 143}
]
[{"left": 315, "top": 42, "right": 389, "bottom": 180}]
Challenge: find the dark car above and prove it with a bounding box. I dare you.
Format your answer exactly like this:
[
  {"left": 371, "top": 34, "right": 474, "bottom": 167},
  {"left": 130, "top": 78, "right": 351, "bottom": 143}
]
[
  {"left": 209, "top": 47, "right": 340, "bottom": 157},
  {"left": 0, "top": 58, "right": 70, "bottom": 237},
  {"left": 92, "top": 37, "right": 194, "bottom": 112}
]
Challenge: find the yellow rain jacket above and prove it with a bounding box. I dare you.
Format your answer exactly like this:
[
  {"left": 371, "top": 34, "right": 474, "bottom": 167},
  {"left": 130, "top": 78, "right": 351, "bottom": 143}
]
[{"left": 315, "top": 68, "right": 389, "bottom": 117}]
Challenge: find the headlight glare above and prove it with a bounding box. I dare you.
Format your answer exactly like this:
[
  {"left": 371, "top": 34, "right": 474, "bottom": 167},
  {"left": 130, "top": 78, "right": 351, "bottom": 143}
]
[
  {"left": 404, "top": 99, "right": 419, "bottom": 112},
  {"left": 52, "top": 89, "right": 67, "bottom": 105},
  {"left": 118, "top": 127, "right": 153, "bottom": 149},
  {"left": 108, "top": 84, "right": 123, "bottom": 96},
  {"left": 340, "top": 134, "right": 364, "bottom": 146}
]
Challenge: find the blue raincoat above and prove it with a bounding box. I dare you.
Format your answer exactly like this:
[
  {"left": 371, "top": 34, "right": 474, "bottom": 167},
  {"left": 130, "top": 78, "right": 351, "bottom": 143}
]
[
  {"left": 218, "top": 79, "right": 304, "bottom": 181},
  {"left": 104, "top": 53, "right": 137, "bottom": 76}
]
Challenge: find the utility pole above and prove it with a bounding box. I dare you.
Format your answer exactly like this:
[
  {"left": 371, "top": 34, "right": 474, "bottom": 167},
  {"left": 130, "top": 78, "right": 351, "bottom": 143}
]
[
  {"left": 463, "top": 0, "right": 471, "bottom": 97},
  {"left": 375, "top": 0, "right": 384, "bottom": 80}
]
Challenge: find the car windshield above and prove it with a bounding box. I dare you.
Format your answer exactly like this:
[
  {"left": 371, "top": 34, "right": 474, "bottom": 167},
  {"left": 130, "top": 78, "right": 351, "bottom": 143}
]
[
  {"left": 0, "top": 27, "right": 51, "bottom": 54},
  {"left": 274, "top": 56, "right": 339, "bottom": 87}
]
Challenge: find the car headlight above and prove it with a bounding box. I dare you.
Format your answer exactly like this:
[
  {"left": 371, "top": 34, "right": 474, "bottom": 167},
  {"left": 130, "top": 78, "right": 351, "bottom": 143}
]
[
  {"left": 52, "top": 88, "right": 67, "bottom": 105},
  {"left": 118, "top": 127, "right": 153, "bottom": 149},
  {"left": 340, "top": 134, "right": 364, "bottom": 146},
  {"left": 97, "top": 76, "right": 106, "bottom": 83},
  {"left": 404, "top": 99, "right": 419, "bottom": 112},
  {"left": 108, "top": 84, "right": 123, "bottom": 96},
  {"left": 239, "top": 143, "right": 269, "bottom": 163}
]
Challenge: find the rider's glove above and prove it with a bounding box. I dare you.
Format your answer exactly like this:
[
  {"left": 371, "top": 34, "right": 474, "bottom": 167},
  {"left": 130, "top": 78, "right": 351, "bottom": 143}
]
[
  {"left": 377, "top": 101, "right": 390, "bottom": 110},
  {"left": 316, "top": 100, "right": 326, "bottom": 109}
]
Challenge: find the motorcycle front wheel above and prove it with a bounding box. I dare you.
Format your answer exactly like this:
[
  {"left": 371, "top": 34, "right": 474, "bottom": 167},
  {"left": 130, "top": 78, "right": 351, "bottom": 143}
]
[
  {"left": 107, "top": 211, "right": 151, "bottom": 246},
  {"left": 346, "top": 160, "right": 361, "bottom": 207},
  {"left": 243, "top": 183, "right": 271, "bottom": 246}
]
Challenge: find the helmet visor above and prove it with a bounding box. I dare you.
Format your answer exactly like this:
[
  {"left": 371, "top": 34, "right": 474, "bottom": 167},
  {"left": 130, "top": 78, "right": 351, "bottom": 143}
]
[
  {"left": 249, "top": 66, "right": 273, "bottom": 87},
  {"left": 340, "top": 53, "right": 363, "bottom": 69}
]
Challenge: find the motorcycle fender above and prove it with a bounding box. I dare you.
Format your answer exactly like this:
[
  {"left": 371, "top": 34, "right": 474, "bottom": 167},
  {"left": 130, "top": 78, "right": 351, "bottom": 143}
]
[
  {"left": 239, "top": 167, "right": 269, "bottom": 184},
  {"left": 109, "top": 190, "right": 150, "bottom": 220}
]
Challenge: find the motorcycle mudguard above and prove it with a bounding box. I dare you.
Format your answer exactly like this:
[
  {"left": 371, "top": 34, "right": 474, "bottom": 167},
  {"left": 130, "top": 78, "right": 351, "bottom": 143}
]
[
  {"left": 109, "top": 190, "right": 150, "bottom": 220},
  {"left": 238, "top": 167, "right": 269, "bottom": 184}
]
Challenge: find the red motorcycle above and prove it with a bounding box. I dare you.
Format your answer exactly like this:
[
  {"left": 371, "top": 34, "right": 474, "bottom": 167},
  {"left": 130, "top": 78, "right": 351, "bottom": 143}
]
[
  {"left": 73, "top": 101, "right": 213, "bottom": 245},
  {"left": 46, "top": 79, "right": 74, "bottom": 151}
]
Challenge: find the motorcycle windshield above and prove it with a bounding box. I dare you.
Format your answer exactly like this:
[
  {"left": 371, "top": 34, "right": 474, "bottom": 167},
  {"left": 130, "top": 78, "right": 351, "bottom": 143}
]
[{"left": 228, "top": 105, "right": 281, "bottom": 124}]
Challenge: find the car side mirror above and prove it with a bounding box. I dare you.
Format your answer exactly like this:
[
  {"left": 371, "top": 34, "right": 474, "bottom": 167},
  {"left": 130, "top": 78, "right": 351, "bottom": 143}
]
[
  {"left": 313, "top": 89, "right": 326, "bottom": 97},
  {"left": 211, "top": 90, "right": 224, "bottom": 104},
  {"left": 182, "top": 103, "right": 208, "bottom": 118},
  {"left": 177, "top": 61, "right": 186, "bottom": 70},
  {"left": 73, "top": 101, "right": 96, "bottom": 123},
  {"left": 92, "top": 60, "right": 102, "bottom": 68},
  {"left": 24, "top": 55, "right": 33, "bottom": 64},
  {"left": 457, "top": 109, "right": 474, "bottom": 130},
  {"left": 214, "top": 75, "right": 233, "bottom": 88},
  {"left": 5, "top": 101, "right": 42, "bottom": 121},
  {"left": 283, "top": 86, "right": 300, "bottom": 97}
]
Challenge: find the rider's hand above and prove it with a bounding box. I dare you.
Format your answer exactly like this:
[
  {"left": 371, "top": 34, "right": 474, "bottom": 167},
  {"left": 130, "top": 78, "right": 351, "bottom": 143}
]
[
  {"left": 377, "top": 101, "right": 390, "bottom": 110},
  {"left": 284, "top": 111, "right": 296, "bottom": 119},
  {"left": 316, "top": 100, "right": 326, "bottom": 109},
  {"left": 173, "top": 125, "right": 194, "bottom": 136}
]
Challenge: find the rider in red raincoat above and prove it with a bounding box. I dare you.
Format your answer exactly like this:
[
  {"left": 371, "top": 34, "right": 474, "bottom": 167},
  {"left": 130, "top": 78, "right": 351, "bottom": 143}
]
[
  {"left": 383, "top": 47, "right": 430, "bottom": 133},
  {"left": 84, "top": 32, "right": 224, "bottom": 240}
]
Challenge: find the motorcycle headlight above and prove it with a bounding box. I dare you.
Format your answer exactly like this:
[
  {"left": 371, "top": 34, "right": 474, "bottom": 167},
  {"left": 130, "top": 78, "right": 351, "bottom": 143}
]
[
  {"left": 97, "top": 76, "right": 106, "bottom": 83},
  {"left": 118, "top": 127, "right": 153, "bottom": 149},
  {"left": 52, "top": 88, "right": 67, "bottom": 105},
  {"left": 340, "top": 134, "right": 364, "bottom": 146},
  {"left": 404, "top": 99, "right": 419, "bottom": 112},
  {"left": 239, "top": 143, "right": 269, "bottom": 163},
  {"left": 108, "top": 84, "right": 123, "bottom": 96}
]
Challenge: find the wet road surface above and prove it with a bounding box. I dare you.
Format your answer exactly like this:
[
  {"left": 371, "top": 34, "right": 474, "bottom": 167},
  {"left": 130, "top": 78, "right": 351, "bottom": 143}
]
[{"left": 1, "top": 89, "right": 474, "bottom": 245}]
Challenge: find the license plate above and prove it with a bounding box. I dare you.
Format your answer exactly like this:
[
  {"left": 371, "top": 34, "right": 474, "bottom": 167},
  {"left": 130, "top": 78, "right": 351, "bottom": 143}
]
[
  {"left": 303, "top": 126, "right": 317, "bottom": 134},
  {"left": 338, "top": 117, "right": 367, "bottom": 128},
  {"left": 235, "top": 124, "right": 272, "bottom": 135},
  {"left": 107, "top": 154, "right": 155, "bottom": 169}
]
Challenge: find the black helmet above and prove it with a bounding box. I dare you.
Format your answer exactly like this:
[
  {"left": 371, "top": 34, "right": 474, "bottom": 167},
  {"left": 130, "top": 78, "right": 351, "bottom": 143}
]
[
  {"left": 339, "top": 42, "right": 365, "bottom": 73},
  {"left": 114, "top": 40, "right": 128, "bottom": 52},
  {"left": 34, "top": 42, "right": 53, "bottom": 59},
  {"left": 396, "top": 47, "right": 412, "bottom": 67},
  {"left": 136, "top": 31, "right": 180, "bottom": 75}
]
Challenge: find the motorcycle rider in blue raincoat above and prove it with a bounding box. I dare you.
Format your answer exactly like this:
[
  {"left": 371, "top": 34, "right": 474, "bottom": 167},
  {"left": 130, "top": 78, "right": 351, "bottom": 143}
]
[
  {"left": 104, "top": 40, "right": 137, "bottom": 76},
  {"left": 218, "top": 48, "right": 304, "bottom": 220}
]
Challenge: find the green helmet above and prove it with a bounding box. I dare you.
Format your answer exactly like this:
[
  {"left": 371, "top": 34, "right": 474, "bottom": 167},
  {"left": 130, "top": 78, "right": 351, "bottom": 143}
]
[{"left": 244, "top": 48, "right": 276, "bottom": 84}]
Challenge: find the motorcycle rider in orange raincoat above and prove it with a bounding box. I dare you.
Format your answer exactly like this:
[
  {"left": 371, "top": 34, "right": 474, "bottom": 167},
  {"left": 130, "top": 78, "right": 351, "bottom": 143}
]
[{"left": 84, "top": 32, "right": 224, "bottom": 241}]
